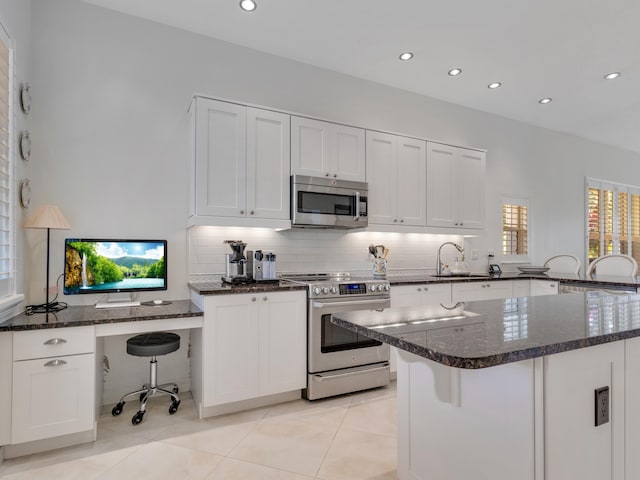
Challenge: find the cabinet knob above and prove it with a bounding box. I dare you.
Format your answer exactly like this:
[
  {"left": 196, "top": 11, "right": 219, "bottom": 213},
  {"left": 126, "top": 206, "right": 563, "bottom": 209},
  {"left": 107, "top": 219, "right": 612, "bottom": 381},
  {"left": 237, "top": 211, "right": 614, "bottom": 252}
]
[
  {"left": 44, "top": 338, "right": 67, "bottom": 345},
  {"left": 263, "top": 296, "right": 268, "bottom": 301},
  {"left": 393, "top": 219, "right": 398, "bottom": 222},
  {"left": 44, "top": 359, "right": 67, "bottom": 367},
  {"left": 240, "top": 210, "right": 245, "bottom": 215},
  {"left": 333, "top": 174, "right": 337, "bottom": 178},
  {"left": 417, "top": 288, "right": 422, "bottom": 292},
  {"left": 424, "top": 287, "right": 429, "bottom": 292},
  {"left": 250, "top": 210, "right": 254, "bottom": 215},
  {"left": 325, "top": 173, "right": 330, "bottom": 177},
  {"left": 251, "top": 297, "right": 257, "bottom": 302},
  {"left": 400, "top": 219, "right": 404, "bottom": 223}
]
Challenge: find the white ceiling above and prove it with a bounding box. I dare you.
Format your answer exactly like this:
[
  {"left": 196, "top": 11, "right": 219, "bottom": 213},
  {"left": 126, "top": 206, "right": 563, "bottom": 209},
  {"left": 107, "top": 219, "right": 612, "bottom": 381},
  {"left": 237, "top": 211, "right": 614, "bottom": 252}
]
[{"left": 83, "top": 0, "right": 640, "bottom": 154}]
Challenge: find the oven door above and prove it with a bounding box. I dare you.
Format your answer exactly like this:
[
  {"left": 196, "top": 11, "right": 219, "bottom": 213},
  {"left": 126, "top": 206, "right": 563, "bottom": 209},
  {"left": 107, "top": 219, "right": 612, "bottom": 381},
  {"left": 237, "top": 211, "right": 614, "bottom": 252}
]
[
  {"left": 308, "top": 296, "right": 390, "bottom": 373},
  {"left": 291, "top": 178, "right": 368, "bottom": 228}
]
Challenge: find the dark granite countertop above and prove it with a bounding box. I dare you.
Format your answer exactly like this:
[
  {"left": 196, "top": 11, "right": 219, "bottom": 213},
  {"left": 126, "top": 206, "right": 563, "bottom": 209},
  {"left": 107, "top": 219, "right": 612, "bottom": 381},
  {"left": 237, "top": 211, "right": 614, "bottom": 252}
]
[
  {"left": 0, "top": 299, "right": 203, "bottom": 332},
  {"left": 189, "top": 278, "right": 307, "bottom": 295},
  {"left": 387, "top": 271, "right": 640, "bottom": 288},
  {"left": 332, "top": 291, "right": 640, "bottom": 369}
]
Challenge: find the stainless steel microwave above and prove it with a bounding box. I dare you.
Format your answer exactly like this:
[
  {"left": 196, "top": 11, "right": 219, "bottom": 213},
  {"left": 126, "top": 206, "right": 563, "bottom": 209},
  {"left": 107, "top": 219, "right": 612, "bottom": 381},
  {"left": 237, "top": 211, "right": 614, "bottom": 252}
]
[{"left": 291, "top": 175, "right": 368, "bottom": 229}]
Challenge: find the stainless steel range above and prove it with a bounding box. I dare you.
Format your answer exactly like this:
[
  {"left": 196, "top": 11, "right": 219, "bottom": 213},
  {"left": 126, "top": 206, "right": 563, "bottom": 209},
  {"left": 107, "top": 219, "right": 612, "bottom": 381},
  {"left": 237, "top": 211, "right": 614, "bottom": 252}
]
[{"left": 283, "top": 273, "right": 391, "bottom": 400}]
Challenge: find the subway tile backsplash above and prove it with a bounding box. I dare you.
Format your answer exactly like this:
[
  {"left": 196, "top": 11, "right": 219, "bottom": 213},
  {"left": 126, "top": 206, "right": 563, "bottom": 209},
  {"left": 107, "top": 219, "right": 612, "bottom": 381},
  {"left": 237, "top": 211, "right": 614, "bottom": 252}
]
[{"left": 188, "top": 226, "right": 464, "bottom": 279}]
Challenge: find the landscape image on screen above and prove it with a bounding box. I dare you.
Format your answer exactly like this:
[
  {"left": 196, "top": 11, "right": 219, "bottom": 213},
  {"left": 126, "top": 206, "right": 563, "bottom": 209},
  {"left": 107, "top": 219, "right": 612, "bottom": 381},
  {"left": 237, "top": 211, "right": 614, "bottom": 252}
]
[{"left": 64, "top": 240, "right": 166, "bottom": 294}]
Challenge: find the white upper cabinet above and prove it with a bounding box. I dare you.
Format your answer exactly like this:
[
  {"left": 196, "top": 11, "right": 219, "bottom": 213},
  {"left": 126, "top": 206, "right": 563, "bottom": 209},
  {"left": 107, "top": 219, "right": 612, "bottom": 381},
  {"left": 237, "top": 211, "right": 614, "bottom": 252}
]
[
  {"left": 189, "top": 97, "right": 290, "bottom": 226},
  {"left": 427, "top": 142, "right": 486, "bottom": 230},
  {"left": 366, "top": 131, "right": 427, "bottom": 226},
  {"left": 291, "top": 116, "right": 365, "bottom": 182}
]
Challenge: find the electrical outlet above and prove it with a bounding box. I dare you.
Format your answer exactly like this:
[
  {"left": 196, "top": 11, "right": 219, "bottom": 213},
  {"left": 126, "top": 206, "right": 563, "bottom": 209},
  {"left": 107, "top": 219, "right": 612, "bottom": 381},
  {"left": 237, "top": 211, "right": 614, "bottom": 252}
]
[{"left": 595, "top": 386, "right": 609, "bottom": 426}]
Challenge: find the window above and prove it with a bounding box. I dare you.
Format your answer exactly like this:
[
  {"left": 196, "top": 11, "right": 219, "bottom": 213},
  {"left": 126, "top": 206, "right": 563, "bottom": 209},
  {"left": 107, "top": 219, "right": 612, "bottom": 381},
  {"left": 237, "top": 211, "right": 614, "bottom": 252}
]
[
  {"left": 0, "top": 22, "right": 14, "bottom": 301},
  {"left": 586, "top": 178, "right": 640, "bottom": 265},
  {"left": 502, "top": 196, "right": 529, "bottom": 261}
]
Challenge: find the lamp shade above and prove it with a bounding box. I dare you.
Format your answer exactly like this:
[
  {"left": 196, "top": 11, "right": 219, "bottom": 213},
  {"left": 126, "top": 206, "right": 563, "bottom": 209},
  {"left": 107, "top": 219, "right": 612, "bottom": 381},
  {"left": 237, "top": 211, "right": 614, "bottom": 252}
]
[{"left": 24, "top": 205, "right": 71, "bottom": 230}]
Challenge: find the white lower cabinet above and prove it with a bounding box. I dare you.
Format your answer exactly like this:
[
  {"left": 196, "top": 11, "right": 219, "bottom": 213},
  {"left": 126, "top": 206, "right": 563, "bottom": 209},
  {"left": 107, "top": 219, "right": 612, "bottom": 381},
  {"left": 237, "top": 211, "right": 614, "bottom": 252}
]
[
  {"left": 452, "top": 280, "right": 513, "bottom": 302},
  {"left": 11, "top": 327, "right": 95, "bottom": 444},
  {"left": 390, "top": 283, "right": 451, "bottom": 308},
  {"left": 199, "top": 291, "right": 306, "bottom": 408},
  {"left": 625, "top": 337, "right": 640, "bottom": 479},
  {"left": 529, "top": 279, "right": 559, "bottom": 296},
  {"left": 512, "top": 279, "right": 530, "bottom": 297},
  {"left": 544, "top": 342, "right": 624, "bottom": 480},
  {"left": 0, "top": 332, "right": 12, "bottom": 446}
]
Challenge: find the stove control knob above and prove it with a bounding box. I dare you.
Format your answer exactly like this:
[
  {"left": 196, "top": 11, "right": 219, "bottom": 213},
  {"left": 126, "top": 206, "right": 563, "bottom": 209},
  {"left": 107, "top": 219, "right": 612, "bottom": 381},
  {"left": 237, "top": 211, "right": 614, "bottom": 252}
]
[
  {"left": 313, "top": 287, "right": 321, "bottom": 295},
  {"left": 383, "top": 284, "right": 390, "bottom": 291},
  {"left": 330, "top": 286, "right": 338, "bottom": 294},
  {"left": 370, "top": 284, "right": 377, "bottom": 292},
  {"left": 322, "top": 287, "right": 329, "bottom": 294}
]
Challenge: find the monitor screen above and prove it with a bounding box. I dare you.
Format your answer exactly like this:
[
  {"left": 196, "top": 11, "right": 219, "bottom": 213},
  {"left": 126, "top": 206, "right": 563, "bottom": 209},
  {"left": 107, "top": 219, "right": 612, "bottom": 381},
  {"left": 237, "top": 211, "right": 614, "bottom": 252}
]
[{"left": 64, "top": 239, "right": 167, "bottom": 295}]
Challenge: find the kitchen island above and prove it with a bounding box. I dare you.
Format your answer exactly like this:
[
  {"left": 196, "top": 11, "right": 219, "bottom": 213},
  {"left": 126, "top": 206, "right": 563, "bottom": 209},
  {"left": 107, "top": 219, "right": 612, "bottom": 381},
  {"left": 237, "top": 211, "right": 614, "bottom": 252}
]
[{"left": 333, "top": 291, "right": 640, "bottom": 480}]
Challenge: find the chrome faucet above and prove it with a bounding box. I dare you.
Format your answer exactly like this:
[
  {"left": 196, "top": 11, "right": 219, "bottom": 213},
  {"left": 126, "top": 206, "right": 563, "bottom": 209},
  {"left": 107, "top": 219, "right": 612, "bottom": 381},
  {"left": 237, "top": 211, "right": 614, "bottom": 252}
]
[{"left": 436, "top": 242, "right": 464, "bottom": 276}]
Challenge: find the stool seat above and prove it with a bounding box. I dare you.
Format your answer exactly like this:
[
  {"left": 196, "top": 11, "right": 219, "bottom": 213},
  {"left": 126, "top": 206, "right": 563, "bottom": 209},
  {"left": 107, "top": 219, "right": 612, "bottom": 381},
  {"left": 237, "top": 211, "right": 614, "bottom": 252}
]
[{"left": 127, "top": 332, "right": 180, "bottom": 357}]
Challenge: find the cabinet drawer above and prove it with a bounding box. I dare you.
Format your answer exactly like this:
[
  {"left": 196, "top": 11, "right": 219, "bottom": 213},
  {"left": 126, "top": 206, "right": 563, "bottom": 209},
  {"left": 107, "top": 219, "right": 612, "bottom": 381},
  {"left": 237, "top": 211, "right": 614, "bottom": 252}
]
[{"left": 13, "top": 326, "right": 95, "bottom": 361}]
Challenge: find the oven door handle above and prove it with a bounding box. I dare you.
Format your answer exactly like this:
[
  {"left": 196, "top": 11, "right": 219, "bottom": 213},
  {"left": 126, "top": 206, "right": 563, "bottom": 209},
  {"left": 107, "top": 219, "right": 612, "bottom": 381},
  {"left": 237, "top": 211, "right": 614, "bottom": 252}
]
[
  {"left": 311, "top": 298, "right": 390, "bottom": 309},
  {"left": 354, "top": 191, "right": 361, "bottom": 221}
]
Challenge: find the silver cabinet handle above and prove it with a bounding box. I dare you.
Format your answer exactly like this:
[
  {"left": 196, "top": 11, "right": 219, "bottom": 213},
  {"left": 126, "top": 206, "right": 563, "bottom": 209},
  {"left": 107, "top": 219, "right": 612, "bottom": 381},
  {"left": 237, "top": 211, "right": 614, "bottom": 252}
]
[
  {"left": 44, "top": 338, "right": 67, "bottom": 345},
  {"left": 44, "top": 359, "right": 67, "bottom": 367}
]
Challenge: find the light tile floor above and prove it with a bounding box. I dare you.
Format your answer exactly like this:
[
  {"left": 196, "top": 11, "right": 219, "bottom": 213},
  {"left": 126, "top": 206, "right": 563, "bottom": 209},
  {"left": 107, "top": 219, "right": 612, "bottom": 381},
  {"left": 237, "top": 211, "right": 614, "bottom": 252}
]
[{"left": 0, "top": 383, "right": 398, "bottom": 480}]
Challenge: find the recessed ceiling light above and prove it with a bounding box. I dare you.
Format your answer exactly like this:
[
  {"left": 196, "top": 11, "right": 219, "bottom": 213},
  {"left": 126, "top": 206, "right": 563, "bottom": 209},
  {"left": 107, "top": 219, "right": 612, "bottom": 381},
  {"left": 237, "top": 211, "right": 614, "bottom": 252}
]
[
  {"left": 539, "top": 97, "right": 552, "bottom": 104},
  {"left": 239, "top": 0, "right": 257, "bottom": 12},
  {"left": 488, "top": 82, "right": 502, "bottom": 89},
  {"left": 399, "top": 52, "right": 414, "bottom": 61},
  {"left": 448, "top": 68, "right": 462, "bottom": 76},
  {"left": 604, "top": 72, "right": 621, "bottom": 80}
]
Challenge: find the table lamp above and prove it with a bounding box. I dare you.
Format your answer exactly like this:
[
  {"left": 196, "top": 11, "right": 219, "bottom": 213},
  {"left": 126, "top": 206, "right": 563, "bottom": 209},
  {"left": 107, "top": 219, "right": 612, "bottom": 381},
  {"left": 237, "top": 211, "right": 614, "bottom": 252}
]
[{"left": 24, "top": 205, "right": 71, "bottom": 313}]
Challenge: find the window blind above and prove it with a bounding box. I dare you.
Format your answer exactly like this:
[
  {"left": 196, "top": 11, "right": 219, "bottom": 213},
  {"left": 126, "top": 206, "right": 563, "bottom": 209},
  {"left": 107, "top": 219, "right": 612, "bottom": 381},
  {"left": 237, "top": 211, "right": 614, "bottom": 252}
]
[
  {"left": 0, "top": 24, "right": 13, "bottom": 298},
  {"left": 502, "top": 196, "right": 529, "bottom": 259}
]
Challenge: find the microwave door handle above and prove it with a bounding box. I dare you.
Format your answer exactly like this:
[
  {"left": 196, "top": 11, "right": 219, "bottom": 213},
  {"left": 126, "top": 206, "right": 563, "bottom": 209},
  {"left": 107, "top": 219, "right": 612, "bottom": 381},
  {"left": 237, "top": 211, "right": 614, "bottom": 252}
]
[{"left": 354, "top": 191, "right": 361, "bottom": 221}]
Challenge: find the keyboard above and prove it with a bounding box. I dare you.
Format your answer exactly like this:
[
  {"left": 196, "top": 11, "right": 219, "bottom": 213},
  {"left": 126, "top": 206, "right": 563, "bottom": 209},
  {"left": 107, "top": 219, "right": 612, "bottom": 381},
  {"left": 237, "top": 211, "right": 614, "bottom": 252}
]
[{"left": 95, "top": 301, "right": 141, "bottom": 309}]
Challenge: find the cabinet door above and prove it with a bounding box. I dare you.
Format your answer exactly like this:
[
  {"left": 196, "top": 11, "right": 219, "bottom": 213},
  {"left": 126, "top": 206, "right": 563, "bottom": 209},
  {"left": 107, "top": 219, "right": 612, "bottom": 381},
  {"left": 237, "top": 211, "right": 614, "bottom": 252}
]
[
  {"left": 366, "top": 131, "right": 397, "bottom": 225},
  {"left": 0, "top": 332, "right": 11, "bottom": 445},
  {"left": 258, "top": 291, "right": 306, "bottom": 395},
  {"left": 529, "top": 279, "right": 558, "bottom": 296},
  {"left": 291, "top": 116, "right": 331, "bottom": 178},
  {"left": 452, "top": 281, "right": 513, "bottom": 302},
  {"left": 194, "top": 99, "right": 247, "bottom": 217},
  {"left": 545, "top": 342, "right": 624, "bottom": 480},
  {"left": 455, "top": 149, "right": 485, "bottom": 229},
  {"left": 246, "top": 108, "right": 290, "bottom": 220},
  {"left": 426, "top": 142, "right": 456, "bottom": 227},
  {"left": 626, "top": 337, "right": 640, "bottom": 479},
  {"left": 333, "top": 124, "right": 365, "bottom": 182},
  {"left": 391, "top": 284, "right": 452, "bottom": 307},
  {"left": 396, "top": 137, "right": 427, "bottom": 226},
  {"left": 204, "top": 294, "right": 259, "bottom": 406},
  {"left": 12, "top": 353, "right": 95, "bottom": 444}
]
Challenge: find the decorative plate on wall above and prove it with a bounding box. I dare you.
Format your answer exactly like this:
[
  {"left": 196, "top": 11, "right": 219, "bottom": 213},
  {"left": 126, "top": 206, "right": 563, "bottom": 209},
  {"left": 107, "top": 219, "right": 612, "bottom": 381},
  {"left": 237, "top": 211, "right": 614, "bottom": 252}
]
[
  {"left": 19, "top": 130, "right": 31, "bottom": 160},
  {"left": 20, "top": 83, "right": 31, "bottom": 114},
  {"left": 19, "top": 178, "right": 30, "bottom": 208}
]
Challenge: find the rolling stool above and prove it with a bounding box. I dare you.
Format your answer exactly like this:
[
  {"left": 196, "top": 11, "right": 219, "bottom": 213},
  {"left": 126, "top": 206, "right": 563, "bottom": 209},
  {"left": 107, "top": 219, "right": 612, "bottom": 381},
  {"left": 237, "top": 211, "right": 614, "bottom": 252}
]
[{"left": 111, "top": 332, "right": 181, "bottom": 425}]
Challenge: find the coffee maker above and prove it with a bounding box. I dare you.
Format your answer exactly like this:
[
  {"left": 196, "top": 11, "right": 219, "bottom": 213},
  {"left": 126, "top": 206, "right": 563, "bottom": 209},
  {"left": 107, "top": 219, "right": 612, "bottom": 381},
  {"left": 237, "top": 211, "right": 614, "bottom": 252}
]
[{"left": 222, "top": 240, "right": 254, "bottom": 284}]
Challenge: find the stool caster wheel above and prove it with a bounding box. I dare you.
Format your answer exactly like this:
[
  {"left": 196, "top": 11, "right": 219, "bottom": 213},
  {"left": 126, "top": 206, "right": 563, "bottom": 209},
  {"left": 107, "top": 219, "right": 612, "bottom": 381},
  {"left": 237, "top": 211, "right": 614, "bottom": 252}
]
[
  {"left": 169, "top": 400, "right": 181, "bottom": 415},
  {"left": 132, "top": 411, "right": 145, "bottom": 425},
  {"left": 112, "top": 402, "right": 125, "bottom": 416}
]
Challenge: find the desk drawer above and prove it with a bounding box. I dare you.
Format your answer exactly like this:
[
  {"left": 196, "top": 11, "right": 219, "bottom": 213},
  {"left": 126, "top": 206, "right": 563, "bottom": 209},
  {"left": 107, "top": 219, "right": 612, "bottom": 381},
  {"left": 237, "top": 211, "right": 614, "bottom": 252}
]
[{"left": 13, "top": 326, "right": 95, "bottom": 361}]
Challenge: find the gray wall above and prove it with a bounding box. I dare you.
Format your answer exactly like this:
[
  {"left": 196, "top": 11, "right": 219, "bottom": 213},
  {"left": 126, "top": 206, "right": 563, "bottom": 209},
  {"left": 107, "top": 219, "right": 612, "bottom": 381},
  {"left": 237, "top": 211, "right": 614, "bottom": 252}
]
[{"left": 24, "top": 0, "right": 640, "bottom": 302}]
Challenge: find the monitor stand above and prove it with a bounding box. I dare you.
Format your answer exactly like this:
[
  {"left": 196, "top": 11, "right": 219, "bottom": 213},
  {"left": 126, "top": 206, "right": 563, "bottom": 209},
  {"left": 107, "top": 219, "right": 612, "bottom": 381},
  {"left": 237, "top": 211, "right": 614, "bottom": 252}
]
[{"left": 95, "top": 293, "right": 141, "bottom": 309}]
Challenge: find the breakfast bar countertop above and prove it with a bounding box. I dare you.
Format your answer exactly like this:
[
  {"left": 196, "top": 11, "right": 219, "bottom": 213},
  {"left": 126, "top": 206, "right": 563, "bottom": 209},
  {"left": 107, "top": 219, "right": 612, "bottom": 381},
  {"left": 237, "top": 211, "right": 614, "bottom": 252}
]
[{"left": 332, "top": 291, "right": 640, "bottom": 369}]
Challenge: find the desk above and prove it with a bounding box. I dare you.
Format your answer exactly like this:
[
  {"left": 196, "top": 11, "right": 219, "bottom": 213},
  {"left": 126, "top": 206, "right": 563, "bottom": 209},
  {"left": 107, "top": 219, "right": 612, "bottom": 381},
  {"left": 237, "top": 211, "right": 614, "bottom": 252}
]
[{"left": 0, "top": 301, "right": 203, "bottom": 460}]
